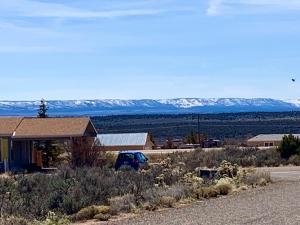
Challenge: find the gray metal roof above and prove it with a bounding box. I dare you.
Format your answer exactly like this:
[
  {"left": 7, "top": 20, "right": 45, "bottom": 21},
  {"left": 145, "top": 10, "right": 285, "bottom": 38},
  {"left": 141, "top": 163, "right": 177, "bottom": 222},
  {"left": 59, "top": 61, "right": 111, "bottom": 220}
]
[
  {"left": 97, "top": 133, "right": 148, "bottom": 146},
  {"left": 248, "top": 134, "right": 300, "bottom": 142}
]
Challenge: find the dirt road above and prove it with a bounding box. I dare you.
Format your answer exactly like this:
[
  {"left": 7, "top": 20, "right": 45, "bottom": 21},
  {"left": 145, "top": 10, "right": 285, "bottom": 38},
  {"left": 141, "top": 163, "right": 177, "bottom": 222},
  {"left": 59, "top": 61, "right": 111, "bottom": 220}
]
[{"left": 103, "top": 167, "right": 300, "bottom": 225}]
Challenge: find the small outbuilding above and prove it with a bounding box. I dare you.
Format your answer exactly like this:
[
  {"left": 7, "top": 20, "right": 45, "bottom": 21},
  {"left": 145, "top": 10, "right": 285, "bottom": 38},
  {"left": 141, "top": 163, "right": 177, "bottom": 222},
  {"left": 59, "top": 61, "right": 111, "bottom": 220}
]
[
  {"left": 247, "top": 134, "right": 300, "bottom": 147},
  {"left": 97, "top": 133, "right": 154, "bottom": 151}
]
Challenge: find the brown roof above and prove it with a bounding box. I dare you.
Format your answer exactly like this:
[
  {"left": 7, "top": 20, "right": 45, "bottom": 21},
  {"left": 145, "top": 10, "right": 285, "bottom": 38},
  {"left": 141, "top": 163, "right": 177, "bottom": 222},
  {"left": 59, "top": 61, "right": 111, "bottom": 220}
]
[
  {"left": 13, "top": 117, "right": 96, "bottom": 139},
  {"left": 0, "top": 117, "right": 23, "bottom": 136}
]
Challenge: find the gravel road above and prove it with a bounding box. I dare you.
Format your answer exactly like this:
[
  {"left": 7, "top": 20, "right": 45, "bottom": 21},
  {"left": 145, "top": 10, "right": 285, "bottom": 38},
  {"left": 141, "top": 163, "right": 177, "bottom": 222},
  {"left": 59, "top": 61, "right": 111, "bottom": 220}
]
[{"left": 103, "top": 167, "right": 300, "bottom": 225}]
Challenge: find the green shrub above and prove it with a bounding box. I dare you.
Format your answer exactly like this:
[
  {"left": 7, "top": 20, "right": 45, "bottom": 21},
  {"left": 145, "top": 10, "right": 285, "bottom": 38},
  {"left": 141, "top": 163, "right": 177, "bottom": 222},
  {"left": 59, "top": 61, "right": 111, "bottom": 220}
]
[
  {"left": 288, "top": 155, "right": 300, "bottom": 166},
  {"left": 217, "top": 160, "right": 238, "bottom": 178},
  {"left": 72, "top": 205, "right": 110, "bottom": 221}
]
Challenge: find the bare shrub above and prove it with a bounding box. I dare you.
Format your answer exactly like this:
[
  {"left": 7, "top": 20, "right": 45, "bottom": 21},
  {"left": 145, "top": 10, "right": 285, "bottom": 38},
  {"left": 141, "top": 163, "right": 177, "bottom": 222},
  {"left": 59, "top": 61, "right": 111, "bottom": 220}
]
[
  {"left": 288, "top": 155, "right": 300, "bottom": 166},
  {"left": 108, "top": 194, "right": 137, "bottom": 215},
  {"left": 140, "top": 185, "right": 191, "bottom": 210},
  {"left": 165, "top": 185, "right": 192, "bottom": 201},
  {"left": 0, "top": 217, "right": 29, "bottom": 225},
  {"left": 69, "top": 137, "right": 105, "bottom": 167},
  {"left": 140, "top": 188, "right": 161, "bottom": 208},
  {"left": 241, "top": 171, "right": 271, "bottom": 186}
]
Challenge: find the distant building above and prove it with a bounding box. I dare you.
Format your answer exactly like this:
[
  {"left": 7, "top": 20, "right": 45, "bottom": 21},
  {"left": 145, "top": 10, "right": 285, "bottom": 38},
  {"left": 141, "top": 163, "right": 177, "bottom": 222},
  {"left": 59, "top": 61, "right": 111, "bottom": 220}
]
[
  {"left": 247, "top": 134, "right": 300, "bottom": 147},
  {"left": 97, "top": 133, "right": 154, "bottom": 151},
  {"left": 202, "top": 139, "right": 222, "bottom": 148}
]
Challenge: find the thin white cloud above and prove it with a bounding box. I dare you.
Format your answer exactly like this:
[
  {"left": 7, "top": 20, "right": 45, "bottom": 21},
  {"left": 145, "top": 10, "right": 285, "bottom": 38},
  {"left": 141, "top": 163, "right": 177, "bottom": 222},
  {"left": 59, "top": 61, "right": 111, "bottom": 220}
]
[
  {"left": 0, "top": 0, "right": 188, "bottom": 18},
  {"left": 207, "top": 0, "right": 300, "bottom": 16},
  {"left": 207, "top": 0, "right": 223, "bottom": 16}
]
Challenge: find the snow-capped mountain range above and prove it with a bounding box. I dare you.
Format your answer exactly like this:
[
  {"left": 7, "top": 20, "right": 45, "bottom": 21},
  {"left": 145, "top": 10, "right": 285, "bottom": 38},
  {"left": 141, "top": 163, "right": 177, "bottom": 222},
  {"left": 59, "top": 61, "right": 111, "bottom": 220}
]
[{"left": 0, "top": 98, "right": 300, "bottom": 116}]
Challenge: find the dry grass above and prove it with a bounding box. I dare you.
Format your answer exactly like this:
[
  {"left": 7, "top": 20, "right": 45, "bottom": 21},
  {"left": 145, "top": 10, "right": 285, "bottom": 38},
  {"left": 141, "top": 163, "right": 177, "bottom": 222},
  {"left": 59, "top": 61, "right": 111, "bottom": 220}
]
[
  {"left": 159, "top": 196, "right": 177, "bottom": 208},
  {"left": 215, "top": 178, "right": 234, "bottom": 195},
  {"left": 93, "top": 213, "right": 111, "bottom": 221},
  {"left": 72, "top": 205, "right": 110, "bottom": 221},
  {"left": 216, "top": 183, "right": 233, "bottom": 195},
  {"left": 0, "top": 217, "right": 29, "bottom": 225}
]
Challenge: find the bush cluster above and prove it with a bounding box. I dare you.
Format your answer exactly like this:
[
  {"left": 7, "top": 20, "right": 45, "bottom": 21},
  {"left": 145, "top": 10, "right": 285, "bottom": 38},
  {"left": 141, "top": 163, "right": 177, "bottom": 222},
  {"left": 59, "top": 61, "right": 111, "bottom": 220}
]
[
  {"left": 0, "top": 150, "right": 274, "bottom": 224},
  {"left": 154, "top": 147, "right": 283, "bottom": 171},
  {"left": 0, "top": 166, "right": 166, "bottom": 221}
]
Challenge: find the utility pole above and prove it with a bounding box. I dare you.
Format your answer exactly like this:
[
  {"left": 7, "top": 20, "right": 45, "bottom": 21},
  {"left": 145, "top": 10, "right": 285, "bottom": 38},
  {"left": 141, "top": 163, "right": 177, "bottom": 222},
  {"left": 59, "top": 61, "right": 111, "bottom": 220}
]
[{"left": 198, "top": 114, "right": 200, "bottom": 145}]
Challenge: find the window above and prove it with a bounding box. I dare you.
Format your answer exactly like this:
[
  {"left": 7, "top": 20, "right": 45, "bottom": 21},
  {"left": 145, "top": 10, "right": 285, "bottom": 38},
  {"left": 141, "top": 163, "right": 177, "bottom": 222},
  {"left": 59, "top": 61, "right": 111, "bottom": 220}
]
[
  {"left": 125, "top": 154, "right": 135, "bottom": 160},
  {"left": 264, "top": 143, "right": 269, "bottom": 147},
  {"left": 136, "top": 153, "right": 147, "bottom": 161},
  {"left": 269, "top": 142, "right": 274, "bottom": 147}
]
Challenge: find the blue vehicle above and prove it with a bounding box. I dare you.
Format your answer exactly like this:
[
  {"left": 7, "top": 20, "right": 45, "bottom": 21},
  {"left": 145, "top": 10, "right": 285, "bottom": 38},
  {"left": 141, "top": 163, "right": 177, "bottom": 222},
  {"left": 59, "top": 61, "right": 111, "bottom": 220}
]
[{"left": 115, "top": 151, "right": 149, "bottom": 171}]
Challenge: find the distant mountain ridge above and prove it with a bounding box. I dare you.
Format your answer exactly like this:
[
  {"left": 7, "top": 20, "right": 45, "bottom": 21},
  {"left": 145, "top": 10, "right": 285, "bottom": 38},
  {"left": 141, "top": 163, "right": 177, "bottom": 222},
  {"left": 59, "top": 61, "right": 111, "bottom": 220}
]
[{"left": 0, "top": 98, "right": 300, "bottom": 116}]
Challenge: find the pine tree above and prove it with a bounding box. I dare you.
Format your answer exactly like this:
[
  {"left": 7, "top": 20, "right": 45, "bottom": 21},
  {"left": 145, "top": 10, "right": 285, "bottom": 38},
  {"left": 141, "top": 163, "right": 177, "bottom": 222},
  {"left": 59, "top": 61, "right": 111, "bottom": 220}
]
[
  {"left": 36, "top": 99, "right": 53, "bottom": 167},
  {"left": 37, "top": 99, "right": 49, "bottom": 118}
]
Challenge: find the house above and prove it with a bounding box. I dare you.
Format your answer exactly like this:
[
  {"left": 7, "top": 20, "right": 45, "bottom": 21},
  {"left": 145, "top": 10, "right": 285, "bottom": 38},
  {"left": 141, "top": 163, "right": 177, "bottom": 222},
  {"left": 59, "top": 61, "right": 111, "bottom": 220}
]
[
  {"left": 97, "top": 133, "right": 154, "bottom": 151},
  {"left": 247, "top": 134, "right": 300, "bottom": 147},
  {"left": 0, "top": 117, "right": 97, "bottom": 172}
]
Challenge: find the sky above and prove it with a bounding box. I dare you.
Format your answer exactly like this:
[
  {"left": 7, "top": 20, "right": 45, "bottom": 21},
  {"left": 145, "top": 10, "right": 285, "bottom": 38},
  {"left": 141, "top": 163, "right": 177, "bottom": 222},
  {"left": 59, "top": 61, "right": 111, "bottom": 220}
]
[{"left": 0, "top": 0, "right": 300, "bottom": 100}]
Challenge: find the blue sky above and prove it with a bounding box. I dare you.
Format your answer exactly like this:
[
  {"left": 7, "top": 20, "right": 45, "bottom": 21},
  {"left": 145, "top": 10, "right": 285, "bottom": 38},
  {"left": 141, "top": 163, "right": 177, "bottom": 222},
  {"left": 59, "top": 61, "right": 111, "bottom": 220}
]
[{"left": 0, "top": 0, "right": 300, "bottom": 100}]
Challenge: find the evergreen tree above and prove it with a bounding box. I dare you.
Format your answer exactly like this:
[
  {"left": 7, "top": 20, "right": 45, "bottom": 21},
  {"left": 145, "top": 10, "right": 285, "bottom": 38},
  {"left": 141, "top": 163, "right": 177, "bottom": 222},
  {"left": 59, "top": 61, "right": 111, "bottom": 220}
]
[
  {"left": 37, "top": 99, "right": 48, "bottom": 118},
  {"left": 36, "top": 99, "right": 56, "bottom": 167},
  {"left": 279, "top": 134, "right": 300, "bottom": 159}
]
